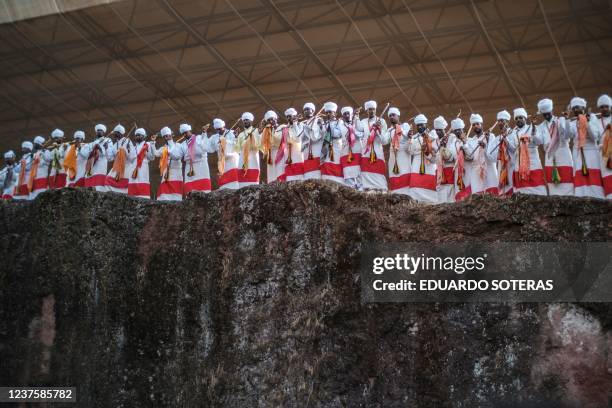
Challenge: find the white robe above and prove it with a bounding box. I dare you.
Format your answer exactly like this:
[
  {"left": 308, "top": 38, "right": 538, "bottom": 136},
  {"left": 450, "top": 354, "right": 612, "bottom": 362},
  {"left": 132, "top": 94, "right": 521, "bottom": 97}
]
[
  {"left": 155, "top": 141, "right": 183, "bottom": 201},
  {"left": 106, "top": 137, "right": 135, "bottom": 195},
  {"left": 277, "top": 123, "right": 305, "bottom": 182},
  {"left": 236, "top": 127, "right": 261, "bottom": 187},
  {"left": 538, "top": 117, "right": 574, "bottom": 196},
  {"left": 594, "top": 116, "right": 612, "bottom": 199},
  {"left": 507, "top": 125, "right": 546, "bottom": 196},
  {"left": 387, "top": 125, "right": 411, "bottom": 196},
  {"left": 29, "top": 149, "right": 52, "bottom": 199},
  {"left": 566, "top": 114, "right": 605, "bottom": 198},
  {"left": 302, "top": 119, "right": 322, "bottom": 180},
  {"left": 82, "top": 137, "right": 112, "bottom": 191},
  {"left": 210, "top": 130, "right": 240, "bottom": 190},
  {"left": 127, "top": 140, "right": 155, "bottom": 198},
  {"left": 13, "top": 154, "right": 32, "bottom": 200},
  {"left": 48, "top": 142, "right": 67, "bottom": 190},
  {"left": 437, "top": 134, "right": 456, "bottom": 203},
  {"left": 319, "top": 120, "right": 345, "bottom": 185},
  {"left": 338, "top": 119, "right": 364, "bottom": 185},
  {"left": 357, "top": 117, "right": 389, "bottom": 190},
  {"left": 173, "top": 134, "right": 214, "bottom": 194},
  {"left": 408, "top": 131, "right": 438, "bottom": 203},
  {"left": 0, "top": 164, "right": 17, "bottom": 200},
  {"left": 465, "top": 133, "right": 499, "bottom": 195}
]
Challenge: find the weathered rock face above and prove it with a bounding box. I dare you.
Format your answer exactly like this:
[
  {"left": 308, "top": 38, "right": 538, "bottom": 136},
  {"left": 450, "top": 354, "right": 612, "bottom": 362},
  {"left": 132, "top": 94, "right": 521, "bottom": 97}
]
[{"left": 0, "top": 182, "right": 610, "bottom": 407}]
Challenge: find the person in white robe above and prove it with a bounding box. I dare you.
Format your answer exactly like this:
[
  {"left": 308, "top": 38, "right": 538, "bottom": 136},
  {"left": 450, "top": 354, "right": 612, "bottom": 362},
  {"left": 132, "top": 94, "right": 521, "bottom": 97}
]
[
  {"left": 105, "top": 124, "right": 135, "bottom": 195},
  {"left": 386, "top": 107, "right": 411, "bottom": 196},
  {"left": 408, "top": 114, "right": 438, "bottom": 203},
  {"left": 155, "top": 126, "right": 183, "bottom": 201},
  {"left": 356, "top": 100, "right": 389, "bottom": 191},
  {"left": 301, "top": 102, "right": 323, "bottom": 180},
  {"left": 82, "top": 124, "right": 112, "bottom": 191},
  {"left": 319, "top": 102, "right": 345, "bottom": 185},
  {"left": 127, "top": 128, "right": 156, "bottom": 198},
  {"left": 13, "top": 141, "right": 33, "bottom": 200},
  {"left": 1, "top": 150, "right": 17, "bottom": 200},
  {"left": 595, "top": 94, "right": 611, "bottom": 199},
  {"left": 235, "top": 112, "right": 261, "bottom": 188},
  {"left": 172, "top": 123, "right": 215, "bottom": 194},
  {"left": 209, "top": 119, "right": 240, "bottom": 190},
  {"left": 507, "top": 108, "right": 546, "bottom": 196},
  {"left": 339, "top": 106, "right": 363, "bottom": 189}
]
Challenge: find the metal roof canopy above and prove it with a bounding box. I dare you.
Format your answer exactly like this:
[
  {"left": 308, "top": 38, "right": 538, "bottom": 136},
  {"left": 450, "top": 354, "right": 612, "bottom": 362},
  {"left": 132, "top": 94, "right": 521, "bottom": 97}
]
[{"left": 0, "top": 0, "right": 610, "bottom": 146}]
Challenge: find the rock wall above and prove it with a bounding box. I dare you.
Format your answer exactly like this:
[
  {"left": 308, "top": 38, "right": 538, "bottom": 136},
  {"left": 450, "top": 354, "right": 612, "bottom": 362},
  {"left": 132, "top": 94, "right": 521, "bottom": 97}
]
[{"left": 0, "top": 182, "right": 610, "bottom": 407}]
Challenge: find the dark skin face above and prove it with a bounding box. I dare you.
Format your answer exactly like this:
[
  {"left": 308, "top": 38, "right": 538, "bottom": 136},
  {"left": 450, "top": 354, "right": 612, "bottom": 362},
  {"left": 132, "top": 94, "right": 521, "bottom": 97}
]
[
  {"left": 243, "top": 119, "right": 252, "bottom": 128},
  {"left": 453, "top": 129, "right": 463, "bottom": 141},
  {"left": 286, "top": 115, "right": 296, "bottom": 125},
  {"left": 21, "top": 147, "right": 32, "bottom": 155},
  {"left": 342, "top": 111, "right": 352, "bottom": 123},
  {"left": 543, "top": 112, "right": 553, "bottom": 121},
  {"left": 5, "top": 157, "right": 15, "bottom": 166},
  {"left": 163, "top": 133, "right": 173, "bottom": 143},
  {"left": 600, "top": 105, "right": 610, "bottom": 117},
  {"left": 325, "top": 111, "right": 335, "bottom": 121},
  {"left": 95, "top": 130, "right": 105, "bottom": 139},
  {"left": 497, "top": 119, "right": 508, "bottom": 131},
  {"left": 516, "top": 117, "right": 526, "bottom": 127},
  {"left": 435, "top": 129, "right": 445, "bottom": 138},
  {"left": 416, "top": 124, "right": 426, "bottom": 134},
  {"left": 33, "top": 142, "right": 43, "bottom": 151},
  {"left": 389, "top": 113, "right": 399, "bottom": 125},
  {"left": 473, "top": 123, "right": 483, "bottom": 134},
  {"left": 135, "top": 133, "right": 145, "bottom": 142},
  {"left": 572, "top": 106, "right": 585, "bottom": 116},
  {"left": 303, "top": 108, "right": 313, "bottom": 119},
  {"left": 182, "top": 131, "right": 193, "bottom": 140},
  {"left": 367, "top": 107, "right": 376, "bottom": 119},
  {"left": 266, "top": 118, "right": 277, "bottom": 127}
]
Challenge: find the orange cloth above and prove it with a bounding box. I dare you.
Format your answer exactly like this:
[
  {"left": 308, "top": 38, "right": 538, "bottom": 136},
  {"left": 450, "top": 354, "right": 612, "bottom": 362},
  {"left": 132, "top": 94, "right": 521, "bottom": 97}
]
[
  {"left": 111, "top": 148, "right": 127, "bottom": 180},
  {"left": 27, "top": 153, "right": 40, "bottom": 192},
  {"left": 218, "top": 137, "right": 226, "bottom": 175},
  {"left": 158, "top": 146, "right": 169, "bottom": 177},
  {"left": 518, "top": 135, "right": 530, "bottom": 181},
  {"left": 18, "top": 158, "right": 27, "bottom": 191},
  {"left": 261, "top": 126, "right": 272, "bottom": 163},
  {"left": 576, "top": 114, "right": 587, "bottom": 149},
  {"left": 63, "top": 144, "right": 78, "bottom": 180}
]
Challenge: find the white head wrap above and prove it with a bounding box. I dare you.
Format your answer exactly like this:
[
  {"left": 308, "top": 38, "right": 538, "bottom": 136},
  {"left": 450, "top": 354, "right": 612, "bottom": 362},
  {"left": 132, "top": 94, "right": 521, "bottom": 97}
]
[
  {"left": 4, "top": 150, "right": 15, "bottom": 159},
  {"left": 597, "top": 94, "right": 611, "bottom": 108},
  {"left": 241, "top": 112, "right": 254, "bottom": 122},
  {"left": 264, "top": 110, "right": 278, "bottom": 121},
  {"left": 537, "top": 98, "right": 553, "bottom": 114},
  {"left": 469, "top": 113, "right": 483, "bottom": 124},
  {"left": 364, "top": 100, "right": 377, "bottom": 110},
  {"left": 113, "top": 124, "right": 126, "bottom": 135},
  {"left": 497, "top": 110, "right": 511, "bottom": 121},
  {"left": 160, "top": 126, "right": 171, "bottom": 137},
  {"left": 303, "top": 102, "right": 315, "bottom": 111},
  {"left": 51, "top": 128, "right": 64, "bottom": 139},
  {"left": 284, "top": 108, "right": 298, "bottom": 117},
  {"left": 323, "top": 102, "right": 337, "bottom": 112},
  {"left": 213, "top": 119, "right": 225, "bottom": 130},
  {"left": 22, "top": 141, "right": 33, "bottom": 150},
  {"left": 388, "top": 107, "right": 400, "bottom": 117},
  {"left": 33, "top": 136, "right": 45, "bottom": 145},
  {"left": 135, "top": 128, "right": 146, "bottom": 137},
  {"left": 414, "top": 114, "right": 427, "bottom": 125},
  {"left": 94, "top": 124, "right": 106, "bottom": 133},
  {"left": 434, "top": 116, "right": 448, "bottom": 129},
  {"left": 570, "top": 97, "right": 587, "bottom": 108},
  {"left": 451, "top": 118, "right": 465, "bottom": 131},
  {"left": 179, "top": 124, "right": 192, "bottom": 134},
  {"left": 73, "top": 130, "right": 85, "bottom": 140},
  {"left": 341, "top": 106, "right": 354, "bottom": 116},
  {"left": 513, "top": 108, "right": 528, "bottom": 119}
]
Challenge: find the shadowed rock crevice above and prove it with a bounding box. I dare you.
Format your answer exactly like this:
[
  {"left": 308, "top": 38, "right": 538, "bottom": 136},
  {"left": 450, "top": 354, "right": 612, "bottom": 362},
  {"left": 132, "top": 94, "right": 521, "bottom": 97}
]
[{"left": 0, "top": 182, "right": 610, "bottom": 407}]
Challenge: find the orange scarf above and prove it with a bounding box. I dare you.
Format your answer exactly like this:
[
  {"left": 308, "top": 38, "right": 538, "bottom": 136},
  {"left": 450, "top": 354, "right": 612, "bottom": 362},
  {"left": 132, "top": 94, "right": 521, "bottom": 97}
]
[
  {"left": 242, "top": 129, "right": 255, "bottom": 173},
  {"left": 159, "top": 146, "right": 169, "bottom": 178},
  {"left": 27, "top": 153, "right": 40, "bottom": 192},
  {"left": 261, "top": 125, "right": 272, "bottom": 164},
  {"left": 576, "top": 114, "right": 587, "bottom": 149},
  {"left": 218, "top": 137, "right": 226, "bottom": 175},
  {"left": 63, "top": 144, "right": 78, "bottom": 180},
  {"left": 518, "top": 135, "right": 531, "bottom": 181},
  {"left": 601, "top": 122, "right": 611, "bottom": 169},
  {"left": 18, "top": 157, "right": 27, "bottom": 191},
  {"left": 111, "top": 148, "right": 127, "bottom": 180},
  {"left": 498, "top": 139, "right": 510, "bottom": 189},
  {"left": 455, "top": 146, "right": 465, "bottom": 190}
]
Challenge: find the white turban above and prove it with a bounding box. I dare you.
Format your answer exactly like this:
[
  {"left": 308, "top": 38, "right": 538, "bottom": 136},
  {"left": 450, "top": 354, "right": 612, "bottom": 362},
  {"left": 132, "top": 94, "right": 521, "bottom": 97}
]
[
  {"left": 21, "top": 141, "right": 33, "bottom": 150},
  {"left": 513, "top": 108, "right": 528, "bottom": 119},
  {"left": 160, "top": 126, "right": 171, "bottom": 137},
  {"left": 323, "top": 102, "right": 337, "bottom": 112},
  {"left": 264, "top": 110, "right": 278, "bottom": 121},
  {"left": 4, "top": 150, "right": 15, "bottom": 159},
  {"left": 179, "top": 123, "right": 192, "bottom": 134},
  {"left": 414, "top": 114, "right": 427, "bottom": 125},
  {"left": 33, "top": 136, "right": 45, "bottom": 145},
  {"left": 597, "top": 94, "right": 611, "bottom": 107},
  {"left": 497, "top": 110, "right": 511, "bottom": 121},
  {"left": 73, "top": 130, "right": 85, "bottom": 140},
  {"left": 451, "top": 118, "right": 465, "bottom": 130},
  {"left": 364, "top": 100, "right": 377, "bottom": 110},
  {"left": 213, "top": 118, "right": 225, "bottom": 129},
  {"left": 303, "top": 102, "right": 315, "bottom": 111},
  {"left": 113, "top": 124, "right": 126, "bottom": 135},
  {"left": 388, "top": 107, "right": 400, "bottom": 117},
  {"left": 341, "top": 106, "right": 354, "bottom": 116},
  {"left": 433, "top": 116, "right": 448, "bottom": 129},
  {"left": 284, "top": 108, "right": 298, "bottom": 117},
  {"left": 241, "top": 112, "right": 254, "bottom": 122},
  {"left": 537, "top": 98, "right": 553, "bottom": 114},
  {"left": 135, "top": 127, "right": 146, "bottom": 137},
  {"left": 94, "top": 124, "right": 106, "bottom": 133},
  {"left": 469, "top": 113, "right": 483, "bottom": 124},
  {"left": 570, "top": 97, "right": 586, "bottom": 108},
  {"left": 51, "top": 128, "right": 64, "bottom": 139}
]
